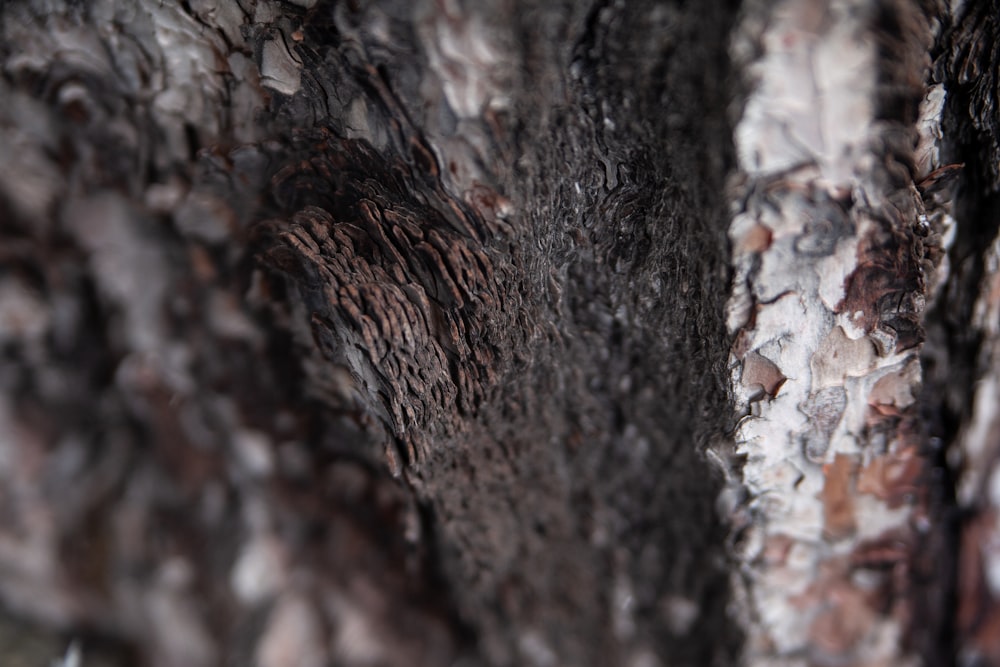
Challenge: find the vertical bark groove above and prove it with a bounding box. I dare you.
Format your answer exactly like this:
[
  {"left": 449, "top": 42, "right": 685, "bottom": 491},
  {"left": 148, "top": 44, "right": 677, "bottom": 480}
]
[{"left": 924, "top": 2, "right": 1000, "bottom": 664}]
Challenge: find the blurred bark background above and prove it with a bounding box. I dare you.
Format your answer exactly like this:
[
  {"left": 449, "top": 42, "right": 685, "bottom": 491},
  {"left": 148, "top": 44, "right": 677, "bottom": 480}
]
[{"left": 0, "top": 1, "right": 996, "bottom": 666}]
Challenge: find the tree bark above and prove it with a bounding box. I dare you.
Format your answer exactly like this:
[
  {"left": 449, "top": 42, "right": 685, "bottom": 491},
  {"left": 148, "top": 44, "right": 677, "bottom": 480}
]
[{"left": 0, "top": 1, "right": 996, "bottom": 666}]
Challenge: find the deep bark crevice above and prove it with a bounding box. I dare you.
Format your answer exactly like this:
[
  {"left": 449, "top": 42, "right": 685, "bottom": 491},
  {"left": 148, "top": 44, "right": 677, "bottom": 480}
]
[{"left": 917, "top": 2, "right": 1000, "bottom": 664}]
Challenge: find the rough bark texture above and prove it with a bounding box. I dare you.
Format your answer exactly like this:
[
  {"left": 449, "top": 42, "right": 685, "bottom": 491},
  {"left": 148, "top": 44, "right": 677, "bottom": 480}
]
[
  {"left": 2, "top": 1, "right": 999, "bottom": 666},
  {"left": 0, "top": 1, "right": 737, "bottom": 666},
  {"left": 723, "top": 1, "right": 953, "bottom": 665},
  {"left": 927, "top": 1, "right": 1000, "bottom": 664}
]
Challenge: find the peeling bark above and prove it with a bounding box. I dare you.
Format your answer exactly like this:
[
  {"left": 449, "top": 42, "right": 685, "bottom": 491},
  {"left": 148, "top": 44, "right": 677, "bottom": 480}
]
[{"left": 723, "top": 1, "right": 956, "bottom": 665}]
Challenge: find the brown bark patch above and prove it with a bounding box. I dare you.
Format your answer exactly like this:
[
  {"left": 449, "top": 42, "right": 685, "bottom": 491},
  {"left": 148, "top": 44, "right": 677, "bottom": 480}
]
[
  {"left": 258, "top": 130, "right": 522, "bottom": 469},
  {"left": 839, "top": 212, "right": 925, "bottom": 354},
  {"left": 857, "top": 445, "right": 923, "bottom": 508},
  {"left": 822, "top": 454, "right": 859, "bottom": 540},
  {"left": 741, "top": 351, "right": 787, "bottom": 400},
  {"left": 958, "top": 511, "right": 1000, "bottom": 663}
]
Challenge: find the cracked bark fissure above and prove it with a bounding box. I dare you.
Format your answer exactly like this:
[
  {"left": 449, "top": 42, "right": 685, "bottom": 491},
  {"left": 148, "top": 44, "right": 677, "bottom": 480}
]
[{"left": 1, "top": 0, "right": 999, "bottom": 666}]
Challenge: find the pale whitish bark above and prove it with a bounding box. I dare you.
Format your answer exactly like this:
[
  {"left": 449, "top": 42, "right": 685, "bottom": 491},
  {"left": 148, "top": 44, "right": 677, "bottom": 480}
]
[{"left": 723, "top": 0, "right": 952, "bottom": 664}]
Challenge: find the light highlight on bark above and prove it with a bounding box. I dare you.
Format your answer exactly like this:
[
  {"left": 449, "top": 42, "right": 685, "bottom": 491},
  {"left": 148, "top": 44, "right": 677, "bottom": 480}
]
[{"left": 724, "top": 0, "right": 949, "bottom": 663}]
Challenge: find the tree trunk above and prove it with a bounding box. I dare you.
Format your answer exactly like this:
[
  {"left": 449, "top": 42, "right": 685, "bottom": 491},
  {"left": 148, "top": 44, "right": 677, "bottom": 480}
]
[{"left": 0, "top": 1, "right": 995, "bottom": 666}]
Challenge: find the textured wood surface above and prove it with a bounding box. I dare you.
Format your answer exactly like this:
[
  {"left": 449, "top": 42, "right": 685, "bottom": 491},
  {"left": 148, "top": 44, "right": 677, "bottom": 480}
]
[
  {"left": 1, "top": 0, "right": 999, "bottom": 665},
  {"left": 723, "top": 2, "right": 949, "bottom": 664},
  {"left": 928, "top": 2, "right": 1000, "bottom": 664},
  {"left": 0, "top": 1, "right": 737, "bottom": 665}
]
